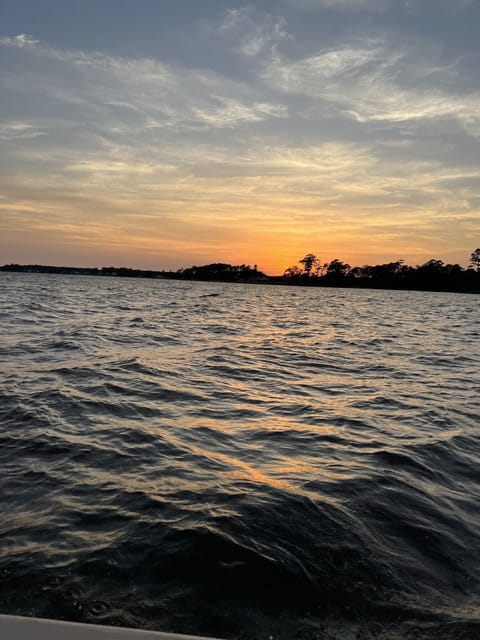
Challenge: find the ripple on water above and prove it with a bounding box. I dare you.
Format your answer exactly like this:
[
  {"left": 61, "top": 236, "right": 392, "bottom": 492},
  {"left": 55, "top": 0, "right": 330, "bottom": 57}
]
[{"left": 0, "top": 273, "right": 479, "bottom": 639}]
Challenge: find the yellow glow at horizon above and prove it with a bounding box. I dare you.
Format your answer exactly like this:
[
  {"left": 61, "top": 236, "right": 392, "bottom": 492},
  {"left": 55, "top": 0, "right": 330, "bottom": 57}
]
[{"left": 1, "top": 139, "right": 477, "bottom": 272}]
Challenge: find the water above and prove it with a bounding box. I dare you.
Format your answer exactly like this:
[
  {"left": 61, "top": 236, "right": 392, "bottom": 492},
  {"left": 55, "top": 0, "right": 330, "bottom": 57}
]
[{"left": 0, "top": 272, "right": 479, "bottom": 639}]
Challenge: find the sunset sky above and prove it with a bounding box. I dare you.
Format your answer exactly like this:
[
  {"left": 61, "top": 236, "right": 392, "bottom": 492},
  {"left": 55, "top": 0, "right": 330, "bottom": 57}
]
[{"left": 1, "top": 0, "right": 479, "bottom": 274}]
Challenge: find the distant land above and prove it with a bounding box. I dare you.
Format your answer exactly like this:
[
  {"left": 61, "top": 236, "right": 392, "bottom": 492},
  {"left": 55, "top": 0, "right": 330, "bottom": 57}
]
[{"left": 1, "top": 251, "right": 480, "bottom": 294}]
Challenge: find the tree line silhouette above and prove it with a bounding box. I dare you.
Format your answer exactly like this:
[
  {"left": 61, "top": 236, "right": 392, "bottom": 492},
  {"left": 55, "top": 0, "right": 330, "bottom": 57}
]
[
  {"left": 1, "top": 248, "right": 479, "bottom": 292},
  {"left": 0, "top": 262, "right": 267, "bottom": 283},
  {"left": 279, "top": 249, "right": 480, "bottom": 292}
]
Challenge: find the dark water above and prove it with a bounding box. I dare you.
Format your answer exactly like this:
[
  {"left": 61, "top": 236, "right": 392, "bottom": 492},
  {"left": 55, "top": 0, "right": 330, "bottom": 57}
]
[{"left": 1, "top": 273, "right": 479, "bottom": 639}]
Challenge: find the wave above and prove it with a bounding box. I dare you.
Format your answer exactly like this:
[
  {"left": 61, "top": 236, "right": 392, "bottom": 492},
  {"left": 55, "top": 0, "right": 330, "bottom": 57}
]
[{"left": 0, "top": 273, "right": 479, "bottom": 638}]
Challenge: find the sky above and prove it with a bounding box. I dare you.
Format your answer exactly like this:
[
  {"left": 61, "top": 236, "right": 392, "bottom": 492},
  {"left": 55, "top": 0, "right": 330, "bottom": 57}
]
[{"left": 1, "top": 0, "right": 479, "bottom": 274}]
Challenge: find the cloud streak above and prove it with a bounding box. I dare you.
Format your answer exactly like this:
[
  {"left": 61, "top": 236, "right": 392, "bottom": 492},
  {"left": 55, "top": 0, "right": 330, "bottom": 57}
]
[
  {"left": 219, "top": 7, "right": 293, "bottom": 57},
  {"left": 263, "top": 39, "right": 480, "bottom": 134},
  {"left": 283, "top": 0, "right": 388, "bottom": 11}
]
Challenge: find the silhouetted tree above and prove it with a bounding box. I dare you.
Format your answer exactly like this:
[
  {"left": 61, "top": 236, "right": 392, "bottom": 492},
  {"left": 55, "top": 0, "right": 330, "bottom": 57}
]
[
  {"left": 325, "top": 259, "right": 351, "bottom": 277},
  {"left": 444, "top": 263, "right": 463, "bottom": 277},
  {"left": 299, "top": 253, "right": 317, "bottom": 276},
  {"left": 283, "top": 265, "right": 302, "bottom": 279},
  {"left": 417, "top": 259, "right": 445, "bottom": 274},
  {"left": 312, "top": 257, "right": 324, "bottom": 277},
  {"left": 470, "top": 248, "right": 480, "bottom": 272},
  {"left": 350, "top": 266, "right": 365, "bottom": 278}
]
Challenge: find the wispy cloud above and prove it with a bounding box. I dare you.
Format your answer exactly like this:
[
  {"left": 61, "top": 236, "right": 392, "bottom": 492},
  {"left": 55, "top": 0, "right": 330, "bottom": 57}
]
[
  {"left": 218, "top": 7, "right": 293, "bottom": 57},
  {"left": 0, "top": 35, "right": 287, "bottom": 134},
  {"left": 0, "top": 121, "right": 46, "bottom": 140},
  {"left": 262, "top": 39, "right": 480, "bottom": 134},
  {"left": 0, "top": 33, "right": 39, "bottom": 47},
  {"left": 283, "top": 0, "right": 388, "bottom": 10}
]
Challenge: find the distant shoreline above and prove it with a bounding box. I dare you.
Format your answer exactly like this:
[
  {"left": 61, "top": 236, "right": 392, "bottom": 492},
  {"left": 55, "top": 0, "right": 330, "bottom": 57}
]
[{"left": 1, "top": 263, "right": 479, "bottom": 294}]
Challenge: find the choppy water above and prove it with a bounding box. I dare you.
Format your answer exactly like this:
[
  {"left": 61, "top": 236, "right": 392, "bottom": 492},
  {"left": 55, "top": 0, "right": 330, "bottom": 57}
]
[{"left": 0, "top": 272, "right": 479, "bottom": 639}]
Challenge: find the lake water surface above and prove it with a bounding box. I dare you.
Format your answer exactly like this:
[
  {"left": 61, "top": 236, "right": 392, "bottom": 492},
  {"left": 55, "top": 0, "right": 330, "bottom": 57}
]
[{"left": 0, "top": 273, "right": 479, "bottom": 639}]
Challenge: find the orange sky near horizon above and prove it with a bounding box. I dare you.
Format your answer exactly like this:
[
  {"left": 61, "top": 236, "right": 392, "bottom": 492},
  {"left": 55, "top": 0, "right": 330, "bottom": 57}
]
[{"left": 1, "top": 176, "right": 474, "bottom": 275}]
